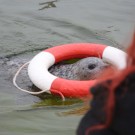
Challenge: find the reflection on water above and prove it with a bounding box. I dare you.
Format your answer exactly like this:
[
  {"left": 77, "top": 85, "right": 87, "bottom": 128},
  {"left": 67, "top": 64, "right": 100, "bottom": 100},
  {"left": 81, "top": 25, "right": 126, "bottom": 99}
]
[{"left": 0, "top": 0, "right": 134, "bottom": 134}]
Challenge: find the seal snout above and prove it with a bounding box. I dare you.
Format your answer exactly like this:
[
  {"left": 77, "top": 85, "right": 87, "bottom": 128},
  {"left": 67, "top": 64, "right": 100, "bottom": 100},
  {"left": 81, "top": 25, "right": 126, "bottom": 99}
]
[{"left": 100, "top": 63, "right": 111, "bottom": 70}]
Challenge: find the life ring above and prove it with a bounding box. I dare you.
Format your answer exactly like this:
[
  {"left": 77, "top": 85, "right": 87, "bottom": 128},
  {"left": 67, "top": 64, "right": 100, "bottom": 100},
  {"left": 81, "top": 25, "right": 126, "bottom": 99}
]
[{"left": 28, "top": 43, "right": 127, "bottom": 98}]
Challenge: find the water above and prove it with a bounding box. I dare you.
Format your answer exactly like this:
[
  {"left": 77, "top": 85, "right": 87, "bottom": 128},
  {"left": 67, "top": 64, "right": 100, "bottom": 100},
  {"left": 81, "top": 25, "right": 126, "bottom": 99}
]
[{"left": 0, "top": 0, "right": 134, "bottom": 135}]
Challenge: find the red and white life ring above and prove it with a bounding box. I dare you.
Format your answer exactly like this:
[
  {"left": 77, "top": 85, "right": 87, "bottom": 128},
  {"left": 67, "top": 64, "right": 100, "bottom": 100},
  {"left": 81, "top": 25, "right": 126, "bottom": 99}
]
[{"left": 28, "top": 43, "right": 127, "bottom": 98}]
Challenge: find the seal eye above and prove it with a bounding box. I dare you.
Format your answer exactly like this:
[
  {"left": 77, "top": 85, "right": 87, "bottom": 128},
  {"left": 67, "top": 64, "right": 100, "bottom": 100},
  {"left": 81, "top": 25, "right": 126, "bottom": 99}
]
[{"left": 88, "top": 64, "right": 96, "bottom": 70}]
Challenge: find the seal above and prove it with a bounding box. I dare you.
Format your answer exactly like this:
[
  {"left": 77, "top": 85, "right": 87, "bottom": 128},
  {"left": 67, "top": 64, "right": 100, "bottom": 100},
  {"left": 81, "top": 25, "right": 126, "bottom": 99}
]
[
  {"left": 2, "top": 56, "right": 108, "bottom": 81},
  {"left": 49, "top": 57, "right": 109, "bottom": 80}
]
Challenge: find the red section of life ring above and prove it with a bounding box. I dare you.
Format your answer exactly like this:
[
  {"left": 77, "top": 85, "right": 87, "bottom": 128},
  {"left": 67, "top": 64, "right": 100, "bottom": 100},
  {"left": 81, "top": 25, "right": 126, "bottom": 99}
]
[
  {"left": 51, "top": 78, "right": 97, "bottom": 98},
  {"left": 45, "top": 43, "right": 106, "bottom": 63}
]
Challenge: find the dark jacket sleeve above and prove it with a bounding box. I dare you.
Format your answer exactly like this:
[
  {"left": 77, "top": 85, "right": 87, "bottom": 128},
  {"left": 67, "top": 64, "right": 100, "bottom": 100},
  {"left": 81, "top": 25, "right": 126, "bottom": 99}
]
[{"left": 77, "top": 72, "right": 135, "bottom": 135}]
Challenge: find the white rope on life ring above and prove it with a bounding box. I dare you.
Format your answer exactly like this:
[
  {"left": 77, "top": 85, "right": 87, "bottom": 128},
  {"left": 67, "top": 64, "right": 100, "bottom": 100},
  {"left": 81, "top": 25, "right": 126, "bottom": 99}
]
[{"left": 13, "top": 43, "right": 127, "bottom": 99}]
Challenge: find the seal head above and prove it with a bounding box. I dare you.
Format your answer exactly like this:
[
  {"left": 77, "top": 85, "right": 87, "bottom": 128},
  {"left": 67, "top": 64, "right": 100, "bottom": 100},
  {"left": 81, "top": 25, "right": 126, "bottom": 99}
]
[
  {"left": 49, "top": 57, "right": 109, "bottom": 80},
  {"left": 71, "top": 57, "right": 109, "bottom": 80}
]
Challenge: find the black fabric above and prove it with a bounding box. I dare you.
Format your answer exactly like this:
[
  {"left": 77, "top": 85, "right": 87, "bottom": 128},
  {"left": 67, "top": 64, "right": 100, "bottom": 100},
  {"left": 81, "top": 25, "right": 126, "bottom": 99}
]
[{"left": 77, "top": 72, "right": 135, "bottom": 135}]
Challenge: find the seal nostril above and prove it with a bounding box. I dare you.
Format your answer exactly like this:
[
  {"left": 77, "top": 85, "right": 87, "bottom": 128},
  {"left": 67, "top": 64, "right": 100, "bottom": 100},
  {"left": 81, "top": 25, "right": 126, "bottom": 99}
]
[{"left": 88, "top": 64, "right": 96, "bottom": 70}]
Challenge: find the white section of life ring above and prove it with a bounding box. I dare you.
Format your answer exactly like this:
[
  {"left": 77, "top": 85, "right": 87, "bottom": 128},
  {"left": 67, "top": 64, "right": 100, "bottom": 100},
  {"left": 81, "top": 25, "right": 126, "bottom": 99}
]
[
  {"left": 28, "top": 51, "right": 57, "bottom": 92},
  {"left": 102, "top": 46, "right": 127, "bottom": 69}
]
